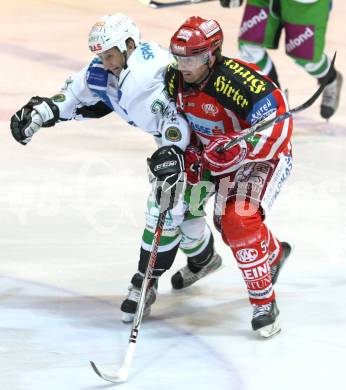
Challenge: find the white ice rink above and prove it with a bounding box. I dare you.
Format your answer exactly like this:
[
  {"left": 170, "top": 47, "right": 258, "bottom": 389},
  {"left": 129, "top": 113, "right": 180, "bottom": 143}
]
[{"left": 1, "top": 1, "right": 346, "bottom": 389}]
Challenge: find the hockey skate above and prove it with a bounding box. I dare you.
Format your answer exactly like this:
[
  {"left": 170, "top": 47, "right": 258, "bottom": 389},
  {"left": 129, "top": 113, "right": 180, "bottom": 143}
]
[
  {"left": 171, "top": 252, "right": 222, "bottom": 290},
  {"left": 270, "top": 241, "right": 292, "bottom": 285},
  {"left": 320, "top": 71, "right": 343, "bottom": 119},
  {"left": 251, "top": 300, "right": 281, "bottom": 338},
  {"left": 120, "top": 273, "right": 157, "bottom": 323}
]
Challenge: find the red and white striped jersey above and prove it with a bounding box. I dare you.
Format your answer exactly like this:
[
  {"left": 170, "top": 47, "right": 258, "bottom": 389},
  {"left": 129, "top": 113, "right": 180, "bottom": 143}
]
[{"left": 165, "top": 57, "right": 293, "bottom": 175}]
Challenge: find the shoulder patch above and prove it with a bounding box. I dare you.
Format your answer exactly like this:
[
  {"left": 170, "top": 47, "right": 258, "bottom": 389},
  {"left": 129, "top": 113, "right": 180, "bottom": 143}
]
[
  {"left": 165, "top": 126, "right": 182, "bottom": 142},
  {"left": 52, "top": 93, "right": 66, "bottom": 103}
]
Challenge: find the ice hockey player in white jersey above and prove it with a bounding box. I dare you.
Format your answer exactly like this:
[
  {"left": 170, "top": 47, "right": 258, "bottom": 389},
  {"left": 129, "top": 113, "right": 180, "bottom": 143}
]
[{"left": 10, "top": 14, "right": 222, "bottom": 323}]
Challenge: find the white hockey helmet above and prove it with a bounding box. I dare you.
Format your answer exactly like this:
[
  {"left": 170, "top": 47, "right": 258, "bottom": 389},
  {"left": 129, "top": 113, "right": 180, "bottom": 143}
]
[{"left": 88, "top": 14, "right": 141, "bottom": 55}]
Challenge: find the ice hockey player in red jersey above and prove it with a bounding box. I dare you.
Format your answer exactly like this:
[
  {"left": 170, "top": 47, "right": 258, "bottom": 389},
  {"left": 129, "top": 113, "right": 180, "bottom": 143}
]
[{"left": 166, "top": 16, "right": 293, "bottom": 337}]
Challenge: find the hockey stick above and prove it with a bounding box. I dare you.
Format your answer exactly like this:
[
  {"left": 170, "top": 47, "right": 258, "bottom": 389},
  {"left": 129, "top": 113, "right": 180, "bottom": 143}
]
[
  {"left": 139, "top": 0, "right": 216, "bottom": 8},
  {"left": 90, "top": 208, "right": 168, "bottom": 383},
  {"left": 219, "top": 52, "right": 337, "bottom": 152}
]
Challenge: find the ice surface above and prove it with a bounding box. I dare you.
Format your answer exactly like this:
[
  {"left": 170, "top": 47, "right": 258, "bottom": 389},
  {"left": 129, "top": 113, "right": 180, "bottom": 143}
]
[{"left": 1, "top": 1, "right": 346, "bottom": 389}]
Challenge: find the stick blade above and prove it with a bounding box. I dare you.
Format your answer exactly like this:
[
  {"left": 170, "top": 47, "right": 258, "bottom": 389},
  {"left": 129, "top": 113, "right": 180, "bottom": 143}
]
[{"left": 90, "top": 361, "right": 128, "bottom": 384}]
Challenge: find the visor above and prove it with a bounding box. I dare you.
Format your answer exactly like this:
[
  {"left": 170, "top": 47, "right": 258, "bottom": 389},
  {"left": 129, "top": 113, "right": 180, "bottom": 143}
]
[{"left": 169, "top": 51, "right": 210, "bottom": 71}]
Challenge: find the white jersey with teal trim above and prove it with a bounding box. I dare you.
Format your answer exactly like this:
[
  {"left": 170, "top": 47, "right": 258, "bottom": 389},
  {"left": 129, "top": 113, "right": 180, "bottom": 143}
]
[
  {"left": 49, "top": 42, "right": 210, "bottom": 257},
  {"left": 52, "top": 42, "right": 190, "bottom": 150}
]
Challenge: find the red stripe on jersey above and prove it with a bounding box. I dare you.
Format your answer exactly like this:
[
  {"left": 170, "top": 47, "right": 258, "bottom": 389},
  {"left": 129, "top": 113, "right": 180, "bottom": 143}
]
[{"left": 248, "top": 89, "right": 292, "bottom": 161}]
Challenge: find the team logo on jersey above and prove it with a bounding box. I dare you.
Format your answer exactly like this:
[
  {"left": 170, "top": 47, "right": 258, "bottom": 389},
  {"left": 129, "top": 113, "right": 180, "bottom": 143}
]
[
  {"left": 202, "top": 103, "right": 219, "bottom": 116},
  {"left": 236, "top": 248, "right": 258, "bottom": 262},
  {"left": 185, "top": 113, "right": 225, "bottom": 136},
  {"left": 165, "top": 126, "right": 182, "bottom": 142},
  {"left": 52, "top": 93, "right": 66, "bottom": 103}
]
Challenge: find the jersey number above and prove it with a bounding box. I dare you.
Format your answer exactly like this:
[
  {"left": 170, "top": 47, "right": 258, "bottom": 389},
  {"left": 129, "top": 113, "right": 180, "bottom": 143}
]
[{"left": 151, "top": 99, "right": 167, "bottom": 116}]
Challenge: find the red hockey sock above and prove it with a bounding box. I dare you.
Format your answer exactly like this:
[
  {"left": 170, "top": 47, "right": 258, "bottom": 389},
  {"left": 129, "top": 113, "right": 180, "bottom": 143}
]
[{"left": 221, "top": 200, "right": 275, "bottom": 305}]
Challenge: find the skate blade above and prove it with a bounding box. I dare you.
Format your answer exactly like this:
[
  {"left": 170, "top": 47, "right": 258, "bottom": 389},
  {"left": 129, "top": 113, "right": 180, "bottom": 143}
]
[{"left": 258, "top": 319, "right": 281, "bottom": 338}]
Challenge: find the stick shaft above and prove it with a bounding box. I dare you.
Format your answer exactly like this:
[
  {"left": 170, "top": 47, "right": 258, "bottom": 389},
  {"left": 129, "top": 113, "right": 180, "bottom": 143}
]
[{"left": 119, "top": 209, "right": 167, "bottom": 376}]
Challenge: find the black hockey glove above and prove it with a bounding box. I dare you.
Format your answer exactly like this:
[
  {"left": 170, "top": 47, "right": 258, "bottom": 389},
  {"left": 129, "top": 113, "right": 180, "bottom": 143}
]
[
  {"left": 148, "top": 145, "right": 186, "bottom": 211},
  {"left": 10, "top": 96, "right": 59, "bottom": 145},
  {"left": 219, "top": 0, "right": 244, "bottom": 8}
]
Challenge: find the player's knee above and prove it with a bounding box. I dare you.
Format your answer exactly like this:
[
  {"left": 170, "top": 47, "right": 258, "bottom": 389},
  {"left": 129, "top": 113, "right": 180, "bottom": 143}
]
[
  {"left": 221, "top": 200, "right": 262, "bottom": 246},
  {"left": 239, "top": 43, "right": 267, "bottom": 64},
  {"left": 180, "top": 217, "right": 208, "bottom": 239}
]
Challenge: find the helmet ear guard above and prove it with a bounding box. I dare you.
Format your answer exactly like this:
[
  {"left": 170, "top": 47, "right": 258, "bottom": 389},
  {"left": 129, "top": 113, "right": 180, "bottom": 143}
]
[{"left": 88, "top": 13, "right": 141, "bottom": 55}]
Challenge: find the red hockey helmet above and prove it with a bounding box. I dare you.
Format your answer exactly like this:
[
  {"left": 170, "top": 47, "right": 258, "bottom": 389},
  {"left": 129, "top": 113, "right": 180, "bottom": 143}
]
[{"left": 170, "top": 16, "right": 223, "bottom": 58}]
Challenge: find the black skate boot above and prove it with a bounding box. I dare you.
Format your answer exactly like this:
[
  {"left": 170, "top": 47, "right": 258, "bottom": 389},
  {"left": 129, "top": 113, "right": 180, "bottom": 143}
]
[
  {"left": 320, "top": 71, "right": 343, "bottom": 119},
  {"left": 121, "top": 273, "right": 157, "bottom": 323},
  {"left": 171, "top": 251, "right": 222, "bottom": 290},
  {"left": 270, "top": 241, "right": 292, "bottom": 285},
  {"left": 251, "top": 300, "right": 281, "bottom": 338}
]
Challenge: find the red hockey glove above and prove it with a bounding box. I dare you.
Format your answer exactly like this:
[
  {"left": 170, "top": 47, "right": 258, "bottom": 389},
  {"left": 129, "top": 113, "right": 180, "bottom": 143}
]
[
  {"left": 185, "top": 145, "right": 203, "bottom": 185},
  {"left": 202, "top": 136, "right": 248, "bottom": 173}
]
